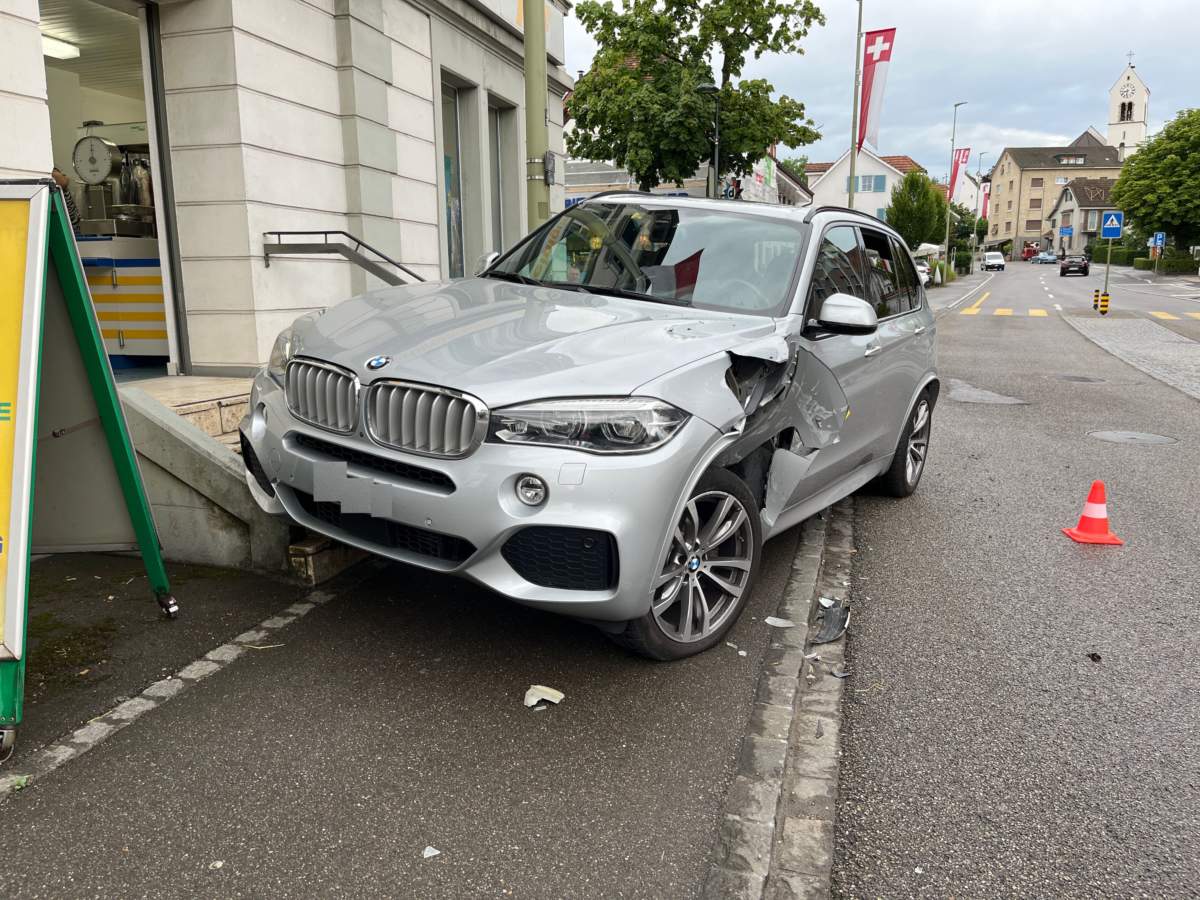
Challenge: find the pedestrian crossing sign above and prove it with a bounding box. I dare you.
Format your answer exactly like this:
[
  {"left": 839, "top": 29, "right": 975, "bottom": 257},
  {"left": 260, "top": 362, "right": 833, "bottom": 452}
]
[{"left": 1101, "top": 211, "right": 1124, "bottom": 239}]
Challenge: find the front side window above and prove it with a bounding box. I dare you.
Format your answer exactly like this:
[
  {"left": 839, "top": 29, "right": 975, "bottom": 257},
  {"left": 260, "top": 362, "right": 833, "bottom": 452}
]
[
  {"left": 806, "top": 225, "right": 868, "bottom": 318},
  {"left": 859, "top": 228, "right": 903, "bottom": 318},
  {"left": 890, "top": 236, "right": 921, "bottom": 312},
  {"left": 492, "top": 202, "right": 806, "bottom": 316}
]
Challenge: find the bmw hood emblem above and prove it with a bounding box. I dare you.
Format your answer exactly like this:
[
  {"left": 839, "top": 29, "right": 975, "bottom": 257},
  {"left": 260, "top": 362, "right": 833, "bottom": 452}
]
[{"left": 366, "top": 355, "right": 391, "bottom": 371}]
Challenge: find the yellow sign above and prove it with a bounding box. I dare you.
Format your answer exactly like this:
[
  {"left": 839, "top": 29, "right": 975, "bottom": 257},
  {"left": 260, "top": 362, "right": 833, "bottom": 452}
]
[{"left": 0, "top": 200, "right": 30, "bottom": 640}]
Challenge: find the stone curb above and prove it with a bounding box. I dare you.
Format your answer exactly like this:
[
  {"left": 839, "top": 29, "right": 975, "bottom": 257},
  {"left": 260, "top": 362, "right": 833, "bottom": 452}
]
[
  {"left": 0, "top": 578, "right": 367, "bottom": 799},
  {"left": 701, "top": 511, "right": 828, "bottom": 899}
]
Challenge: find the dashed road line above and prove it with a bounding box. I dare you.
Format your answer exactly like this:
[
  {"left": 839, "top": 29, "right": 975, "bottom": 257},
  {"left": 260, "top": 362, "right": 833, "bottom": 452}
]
[
  {"left": 1029, "top": 309, "right": 1048, "bottom": 317},
  {"left": 1150, "top": 311, "right": 1181, "bottom": 320},
  {"left": 994, "top": 308, "right": 1013, "bottom": 316},
  {"left": 0, "top": 588, "right": 344, "bottom": 797}
]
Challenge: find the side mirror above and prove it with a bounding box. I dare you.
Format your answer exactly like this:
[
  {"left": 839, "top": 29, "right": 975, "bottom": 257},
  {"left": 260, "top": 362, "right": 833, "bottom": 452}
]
[
  {"left": 474, "top": 251, "right": 500, "bottom": 276},
  {"left": 816, "top": 293, "right": 878, "bottom": 335}
]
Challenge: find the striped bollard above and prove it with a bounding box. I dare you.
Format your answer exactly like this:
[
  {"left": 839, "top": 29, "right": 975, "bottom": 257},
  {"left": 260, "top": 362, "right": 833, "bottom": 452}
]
[
  {"left": 1093, "top": 288, "right": 1100, "bottom": 311},
  {"left": 1099, "top": 292, "right": 1110, "bottom": 316}
]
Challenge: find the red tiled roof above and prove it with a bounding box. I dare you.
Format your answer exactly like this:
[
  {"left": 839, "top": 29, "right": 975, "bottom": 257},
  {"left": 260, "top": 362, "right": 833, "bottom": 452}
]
[
  {"left": 931, "top": 182, "right": 948, "bottom": 197},
  {"left": 805, "top": 162, "right": 834, "bottom": 174},
  {"left": 880, "top": 155, "right": 926, "bottom": 174}
]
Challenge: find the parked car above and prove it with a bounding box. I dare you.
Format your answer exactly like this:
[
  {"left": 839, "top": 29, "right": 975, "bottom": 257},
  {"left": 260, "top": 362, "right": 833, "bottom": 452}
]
[
  {"left": 1060, "top": 254, "right": 1090, "bottom": 276},
  {"left": 914, "top": 260, "right": 931, "bottom": 285},
  {"left": 241, "top": 197, "right": 939, "bottom": 659},
  {"left": 1031, "top": 251, "right": 1058, "bottom": 264},
  {"left": 983, "top": 251, "right": 1006, "bottom": 271},
  {"left": 1021, "top": 245, "right": 1038, "bottom": 261}
]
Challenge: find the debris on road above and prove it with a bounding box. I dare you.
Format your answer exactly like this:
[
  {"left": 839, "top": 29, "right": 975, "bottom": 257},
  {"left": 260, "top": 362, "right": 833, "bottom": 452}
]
[
  {"left": 422, "top": 847, "right": 441, "bottom": 859},
  {"left": 818, "top": 596, "right": 836, "bottom": 609},
  {"left": 523, "top": 685, "right": 564, "bottom": 708},
  {"left": 832, "top": 669, "right": 851, "bottom": 679},
  {"left": 811, "top": 604, "right": 850, "bottom": 645},
  {"left": 737, "top": 650, "right": 747, "bottom": 657},
  {"left": 209, "top": 861, "right": 224, "bottom": 870},
  {"left": 764, "top": 616, "right": 795, "bottom": 628},
  {"left": 1087, "top": 652, "right": 1102, "bottom": 663}
]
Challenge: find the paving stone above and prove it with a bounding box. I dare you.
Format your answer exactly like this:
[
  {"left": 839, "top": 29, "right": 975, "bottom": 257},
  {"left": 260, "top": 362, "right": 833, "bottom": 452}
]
[
  {"left": 702, "top": 867, "right": 766, "bottom": 900},
  {"left": 725, "top": 775, "right": 780, "bottom": 824},
  {"left": 739, "top": 736, "right": 788, "bottom": 781},
  {"left": 1064, "top": 316, "right": 1200, "bottom": 400},
  {"left": 785, "top": 775, "right": 837, "bottom": 821},
  {"left": 765, "top": 872, "right": 828, "bottom": 900},
  {"left": 776, "top": 817, "right": 833, "bottom": 878},
  {"left": 713, "top": 815, "right": 775, "bottom": 875}
]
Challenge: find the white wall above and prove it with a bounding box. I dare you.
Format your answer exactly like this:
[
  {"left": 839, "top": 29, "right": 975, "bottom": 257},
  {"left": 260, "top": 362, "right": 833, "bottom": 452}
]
[
  {"left": 0, "top": 0, "right": 52, "bottom": 179},
  {"left": 808, "top": 153, "right": 900, "bottom": 219}
]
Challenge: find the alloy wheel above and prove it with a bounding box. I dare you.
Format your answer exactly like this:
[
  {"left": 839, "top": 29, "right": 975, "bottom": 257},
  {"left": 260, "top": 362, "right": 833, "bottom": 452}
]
[
  {"left": 906, "top": 399, "right": 931, "bottom": 486},
  {"left": 652, "top": 491, "right": 754, "bottom": 643}
]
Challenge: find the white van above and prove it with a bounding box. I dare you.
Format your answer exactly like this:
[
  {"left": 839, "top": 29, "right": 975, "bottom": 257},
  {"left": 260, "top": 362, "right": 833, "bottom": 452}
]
[{"left": 983, "top": 251, "right": 1006, "bottom": 271}]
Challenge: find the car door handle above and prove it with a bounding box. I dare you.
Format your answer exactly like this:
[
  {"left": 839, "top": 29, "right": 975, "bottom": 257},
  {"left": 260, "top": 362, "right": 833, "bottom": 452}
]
[
  {"left": 864, "top": 343, "right": 882, "bottom": 357},
  {"left": 913, "top": 325, "right": 927, "bottom": 335}
]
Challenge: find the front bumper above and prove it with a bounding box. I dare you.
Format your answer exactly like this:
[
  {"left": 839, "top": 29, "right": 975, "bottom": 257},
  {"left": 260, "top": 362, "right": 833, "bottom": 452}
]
[{"left": 241, "top": 371, "right": 721, "bottom": 621}]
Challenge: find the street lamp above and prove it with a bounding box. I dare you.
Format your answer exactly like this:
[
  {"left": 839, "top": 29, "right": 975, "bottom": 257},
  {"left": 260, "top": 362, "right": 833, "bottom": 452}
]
[
  {"left": 942, "top": 101, "right": 967, "bottom": 283},
  {"left": 698, "top": 83, "right": 721, "bottom": 199}
]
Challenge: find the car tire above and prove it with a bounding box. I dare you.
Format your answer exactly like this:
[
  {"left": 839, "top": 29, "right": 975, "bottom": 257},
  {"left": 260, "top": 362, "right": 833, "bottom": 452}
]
[
  {"left": 610, "top": 467, "right": 762, "bottom": 661},
  {"left": 875, "top": 391, "right": 933, "bottom": 499}
]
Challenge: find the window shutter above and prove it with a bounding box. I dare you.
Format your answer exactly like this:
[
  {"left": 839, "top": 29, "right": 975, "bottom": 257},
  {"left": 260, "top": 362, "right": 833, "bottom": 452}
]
[
  {"left": 846, "top": 176, "right": 851, "bottom": 192},
  {"left": 875, "top": 175, "right": 885, "bottom": 192}
]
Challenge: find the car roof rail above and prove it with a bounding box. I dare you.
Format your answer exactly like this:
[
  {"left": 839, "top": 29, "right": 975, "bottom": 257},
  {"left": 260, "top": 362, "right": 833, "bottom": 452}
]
[{"left": 803, "top": 204, "right": 865, "bottom": 224}]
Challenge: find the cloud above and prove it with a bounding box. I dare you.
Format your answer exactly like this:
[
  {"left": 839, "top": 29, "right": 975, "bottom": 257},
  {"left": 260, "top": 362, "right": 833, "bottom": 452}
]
[{"left": 565, "top": 0, "right": 1196, "bottom": 177}]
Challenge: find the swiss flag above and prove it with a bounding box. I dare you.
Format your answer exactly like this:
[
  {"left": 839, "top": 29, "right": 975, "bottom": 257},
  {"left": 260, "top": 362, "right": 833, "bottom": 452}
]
[{"left": 858, "top": 28, "right": 896, "bottom": 152}]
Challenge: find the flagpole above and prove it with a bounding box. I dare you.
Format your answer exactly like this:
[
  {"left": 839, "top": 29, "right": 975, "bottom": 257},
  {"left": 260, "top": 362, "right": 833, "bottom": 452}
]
[
  {"left": 847, "top": 0, "right": 863, "bottom": 210},
  {"left": 942, "top": 100, "right": 966, "bottom": 283}
]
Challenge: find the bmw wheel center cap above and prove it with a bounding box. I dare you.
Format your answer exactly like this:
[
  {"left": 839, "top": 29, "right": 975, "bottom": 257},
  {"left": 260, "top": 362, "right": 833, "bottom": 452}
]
[{"left": 366, "top": 355, "right": 391, "bottom": 370}]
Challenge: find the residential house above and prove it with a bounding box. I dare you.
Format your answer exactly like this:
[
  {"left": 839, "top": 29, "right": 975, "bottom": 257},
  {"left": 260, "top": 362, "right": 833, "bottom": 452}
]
[
  {"left": 1045, "top": 178, "right": 1115, "bottom": 255},
  {"left": 805, "top": 149, "right": 926, "bottom": 221},
  {"left": 563, "top": 155, "right": 812, "bottom": 207},
  {"left": 984, "top": 132, "right": 1121, "bottom": 253}
]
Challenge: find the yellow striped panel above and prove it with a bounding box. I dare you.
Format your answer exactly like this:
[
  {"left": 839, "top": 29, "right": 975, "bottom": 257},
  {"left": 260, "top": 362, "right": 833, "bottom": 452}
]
[
  {"left": 1185, "top": 312, "right": 1200, "bottom": 320},
  {"left": 87, "top": 274, "right": 163, "bottom": 287},
  {"left": 90, "top": 293, "right": 164, "bottom": 304},
  {"left": 97, "top": 310, "right": 166, "bottom": 323},
  {"left": 1028, "top": 309, "right": 1048, "bottom": 317},
  {"left": 960, "top": 308, "right": 980, "bottom": 315},
  {"left": 101, "top": 329, "right": 168, "bottom": 340},
  {"left": 994, "top": 308, "right": 1013, "bottom": 316},
  {"left": 1150, "top": 311, "right": 1179, "bottom": 320}
]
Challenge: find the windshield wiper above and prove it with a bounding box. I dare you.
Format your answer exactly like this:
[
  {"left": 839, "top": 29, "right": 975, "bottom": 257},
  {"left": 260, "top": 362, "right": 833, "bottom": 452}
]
[
  {"left": 589, "top": 285, "right": 693, "bottom": 307},
  {"left": 482, "top": 270, "right": 541, "bottom": 287}
]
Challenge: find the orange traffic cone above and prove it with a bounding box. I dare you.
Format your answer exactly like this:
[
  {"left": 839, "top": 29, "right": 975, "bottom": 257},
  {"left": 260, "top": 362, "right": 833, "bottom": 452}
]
[{"left": 1062, "top": 480, "right": 1123, "bottom": 545}]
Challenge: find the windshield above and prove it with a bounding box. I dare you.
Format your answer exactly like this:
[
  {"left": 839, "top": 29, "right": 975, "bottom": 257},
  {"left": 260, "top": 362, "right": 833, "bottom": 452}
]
[{"left": 489, "top": 201, "right": 806, "bottom": 316}]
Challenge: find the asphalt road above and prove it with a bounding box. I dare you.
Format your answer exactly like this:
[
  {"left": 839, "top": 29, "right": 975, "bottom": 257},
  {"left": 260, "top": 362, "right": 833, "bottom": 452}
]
[
  {"left": 834, "top": 260, "right": 1200, "bottom": 897},
  {"left": 1, "top": 528, "right": 799, "bottom": 898}
]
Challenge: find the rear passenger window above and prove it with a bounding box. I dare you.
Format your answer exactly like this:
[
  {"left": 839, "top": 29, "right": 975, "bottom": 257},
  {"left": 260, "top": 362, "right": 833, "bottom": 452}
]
[
  {"left": 807, "top": 226, "right": 868, "bottom": 318},
  {"left": 890, "top": 237, "right": 921, "bottom": 311},
  {"left": 858, "top": 228, "right": 902, "bottom": 318}
]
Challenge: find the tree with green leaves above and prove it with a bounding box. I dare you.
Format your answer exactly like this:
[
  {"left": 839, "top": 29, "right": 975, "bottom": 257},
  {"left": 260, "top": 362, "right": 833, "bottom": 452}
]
[
  {"left": 1110, "top": 108, "right": 1200, "bottom": 250},
  {"left": 568, "top": 0, "right": 823, "bottom": 191},
  {"left": 886, "top": 172, "right": 946, "bottom": 249},
  {"left": 777, "top": 155, "right": 808, "bottom": 185}
]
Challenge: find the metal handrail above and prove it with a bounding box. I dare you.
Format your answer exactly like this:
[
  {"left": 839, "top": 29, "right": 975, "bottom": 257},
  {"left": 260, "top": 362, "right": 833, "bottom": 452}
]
[{"left": 262, "top": 230, "right": 425, "bottom": 285}]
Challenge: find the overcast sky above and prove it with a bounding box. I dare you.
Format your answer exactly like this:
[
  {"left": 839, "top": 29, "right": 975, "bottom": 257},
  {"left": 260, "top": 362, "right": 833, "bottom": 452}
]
[{"left": 564, "top": 0, "right": 1198, "bottom": 179}]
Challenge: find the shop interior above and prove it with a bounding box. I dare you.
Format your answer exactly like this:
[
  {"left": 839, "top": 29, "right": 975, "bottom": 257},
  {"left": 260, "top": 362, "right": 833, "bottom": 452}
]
[{"left": 39, "top": 0, "right": 172, "bottom": 374}]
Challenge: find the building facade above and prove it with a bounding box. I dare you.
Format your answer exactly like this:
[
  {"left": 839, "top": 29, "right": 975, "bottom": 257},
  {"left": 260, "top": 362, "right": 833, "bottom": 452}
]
[
  {"left": 805, "top": 150, "right": 926, "bottom": 221},
  {"left": 1045, "top": 177, "right": 1114, "bottom": 255},
  {"left": 984, "top": 133, "right": 1120, "bottom": 253},
  {"left": 563, "top": 155, "right": 811, "bottom": 207},
  {"left": 2, "top": 0, "right": 571, "bottom": 375},
  {"left": 1108, "top": 63, "right": 1149, "bottom": 161}
]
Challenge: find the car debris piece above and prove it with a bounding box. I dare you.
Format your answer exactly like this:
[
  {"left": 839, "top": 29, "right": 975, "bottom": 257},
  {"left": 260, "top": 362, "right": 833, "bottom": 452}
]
[
  {"left": 764, "top": 616, "right": 795, "bottom": 628},
  {"left": 422, "top": 847, "right": 441, "bottom": 859},
  {"left": 725, "top": 642, "right": 738, "bottom": 649},
  {"left": 832, "top": 669, "right": 851, "bottom": 679},
  {"left": 523, "top": 685, "right": 565, "bottom": 708},
  {"left": 737, "top": 650, "right": 747, "bottom": 657},
  {"left": 804, "top": 652, "right": 821, "bottom": 661},
  {"left": 811, "top": 604, "right": 850, "bottom": 645},
  {"left": 817, "top": 596, "right": 836, "bottom": 609},
  {"left": 1087, "top": 652, "right": 1102, "bottom": 663}
]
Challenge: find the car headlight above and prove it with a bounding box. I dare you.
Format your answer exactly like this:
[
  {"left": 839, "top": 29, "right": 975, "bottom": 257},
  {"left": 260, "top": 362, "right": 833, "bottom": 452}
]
[
  {"left": 488, "top": 398, "right": 689, "bottom": 454},
  {"left": 267, "top": 327, "right": 297, "bottom": 383}
]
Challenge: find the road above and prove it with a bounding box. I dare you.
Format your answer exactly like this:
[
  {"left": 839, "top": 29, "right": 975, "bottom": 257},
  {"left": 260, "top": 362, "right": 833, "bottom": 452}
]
[
  {"left": 834, "top": 259, "right": 1200, "bottom": 897},
  {"left": 0, "top": 530, "right": 800, "bottom": 898}
]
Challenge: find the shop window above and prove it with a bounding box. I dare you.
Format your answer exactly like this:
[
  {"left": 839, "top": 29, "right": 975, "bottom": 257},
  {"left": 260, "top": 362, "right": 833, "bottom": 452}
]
[{"left": 441, "top": 83, "right": 466, "bottom": 278}]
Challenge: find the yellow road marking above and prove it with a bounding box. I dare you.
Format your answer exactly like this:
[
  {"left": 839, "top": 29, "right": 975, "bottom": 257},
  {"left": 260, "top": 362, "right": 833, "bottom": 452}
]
[
  {"left": 960, "top": 307, "right": 980, "bottom": 315},
  {"left": 101, "top": 329, "right": 168, "bottom": 340},
  {"left": 97, "top": 310, "right": 166, "bottom": 322},
  {"left": 1150, "top": 311, "right": 1180, "bottom": 320},
  {"left": 967, "top": 290, "right": 990, "bottom": 311},
  {"left": 994, "top": 308, "right": 1013, "bottom": 316},
  {"left": 1028, "top": 309, "right": 1048, "bottom": 317},
  {"left": 1185, "top": 312, "right": 1200, "bottom": 320}
]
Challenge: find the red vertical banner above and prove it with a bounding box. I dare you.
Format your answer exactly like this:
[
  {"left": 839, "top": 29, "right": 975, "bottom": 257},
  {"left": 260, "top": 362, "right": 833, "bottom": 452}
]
[
  {"left": 858, "top": 28, "right": 896, "bottom": 152},
  {"left": 948, "top": 147, "right": 971, "bottom": 204},
  {"left": 980, "top": 184, "right": 991, "bottom": 219}
]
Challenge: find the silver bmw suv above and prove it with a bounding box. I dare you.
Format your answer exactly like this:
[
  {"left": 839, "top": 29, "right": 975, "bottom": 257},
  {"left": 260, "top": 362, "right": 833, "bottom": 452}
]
[{"left": 241, "top": 195, "right": 937, "bottom": 659}]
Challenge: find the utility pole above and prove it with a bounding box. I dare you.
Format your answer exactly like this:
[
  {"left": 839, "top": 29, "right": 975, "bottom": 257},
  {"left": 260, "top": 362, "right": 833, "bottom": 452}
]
[
  {"left": 523, "top": 0, "right": 550, "bottom": 227},
  {"left": 941, "top": 101, "right": 967, "bottom": 283},
  {"left": 847, "top": 0, "right": 864, "bottom": 210},
  {"left": 698, "top": 84, "right": 721, "bottom": 198}
]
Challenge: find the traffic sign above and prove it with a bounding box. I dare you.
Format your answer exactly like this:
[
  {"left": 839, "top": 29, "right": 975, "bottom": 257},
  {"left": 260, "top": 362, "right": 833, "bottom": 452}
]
[
  {"left": 1060, "top": 226, "right": 1073, "bottom": 237},
  {"left": 1153, "top": 231, "right": 1165, "bottom": 247},
  {"left": 1100, "top": 211, "right": 1124, "bottom": 239}
]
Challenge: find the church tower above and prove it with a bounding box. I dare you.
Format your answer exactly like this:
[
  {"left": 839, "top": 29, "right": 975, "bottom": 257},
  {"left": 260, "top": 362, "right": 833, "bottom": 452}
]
[{"left": 1108, "top": 58, "right": 1149, "bottom": 161}]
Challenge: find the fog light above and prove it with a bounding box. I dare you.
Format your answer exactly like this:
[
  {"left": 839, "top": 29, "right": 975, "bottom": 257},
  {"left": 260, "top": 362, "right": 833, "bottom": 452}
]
[{"left": 515, "top": 474, "right": 547, "bottom": 506}]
